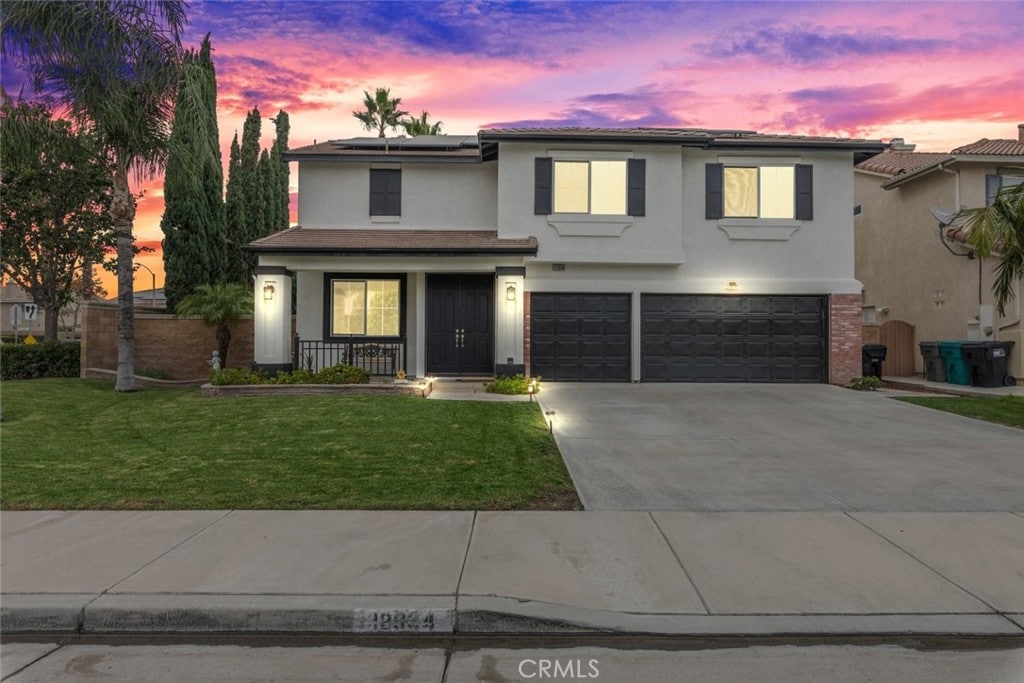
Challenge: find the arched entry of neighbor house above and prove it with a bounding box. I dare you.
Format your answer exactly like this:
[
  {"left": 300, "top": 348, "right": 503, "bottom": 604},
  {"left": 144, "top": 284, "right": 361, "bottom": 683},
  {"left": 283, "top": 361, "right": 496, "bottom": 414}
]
[{"left": 879, "top": 320, "right": 915, "bottom": 377}]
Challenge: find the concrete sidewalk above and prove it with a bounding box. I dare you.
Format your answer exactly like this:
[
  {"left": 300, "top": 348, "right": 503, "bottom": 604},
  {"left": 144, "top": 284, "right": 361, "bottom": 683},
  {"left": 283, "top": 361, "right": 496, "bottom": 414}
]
[{"left": 2, "top": 510, "right": 1022, "bottom": 638}]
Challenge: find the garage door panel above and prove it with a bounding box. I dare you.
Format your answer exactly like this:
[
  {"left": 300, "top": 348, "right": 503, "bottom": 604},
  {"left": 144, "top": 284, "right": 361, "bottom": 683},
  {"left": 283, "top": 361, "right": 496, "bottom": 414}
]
[
  {"left": 641, "top": 295, "right": 826, "bottom": 383},
  {"left": 530, "top": 293, "right": 631, "bottom": 382}
]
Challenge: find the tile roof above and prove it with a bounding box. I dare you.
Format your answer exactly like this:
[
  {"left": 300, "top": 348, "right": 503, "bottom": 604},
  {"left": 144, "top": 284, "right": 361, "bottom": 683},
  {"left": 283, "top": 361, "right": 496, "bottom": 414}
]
[
  {"left": 856, "top": 151, "right": 952, "bottom": 178},
  {"left": 246, "top": 227, "right": 538, "bottom": 254},
  {"left": 480, "top": 127, "right": 884, "bottom": 148},
  {"left": 951, "top": 138, "right": 1024, "bottom": 156}
]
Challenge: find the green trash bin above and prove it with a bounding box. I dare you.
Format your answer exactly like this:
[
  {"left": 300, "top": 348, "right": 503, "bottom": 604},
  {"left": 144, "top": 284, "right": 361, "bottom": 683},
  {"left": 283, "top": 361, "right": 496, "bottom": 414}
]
[{"left": 938, "top": 340, "right": 970, "bottom": 385}]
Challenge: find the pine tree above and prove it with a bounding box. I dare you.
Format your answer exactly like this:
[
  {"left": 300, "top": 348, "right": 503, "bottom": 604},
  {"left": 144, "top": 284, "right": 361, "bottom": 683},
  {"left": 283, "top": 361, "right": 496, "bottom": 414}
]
[
  {"left": 224, "top": 132, "right": 247, "bottom": 284},
  {"left": 270, "top": 110, "right": 290, "bottom": 231},
  {"left": 160, "top": 34, "right": 225, "bottom": 311}
]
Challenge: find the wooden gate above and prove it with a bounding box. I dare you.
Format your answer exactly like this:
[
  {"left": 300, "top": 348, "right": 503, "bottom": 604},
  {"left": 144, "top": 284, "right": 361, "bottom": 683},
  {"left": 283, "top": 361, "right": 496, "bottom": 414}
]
[{"left": 879, "top": 320, "right": 916, "bottom": 377}]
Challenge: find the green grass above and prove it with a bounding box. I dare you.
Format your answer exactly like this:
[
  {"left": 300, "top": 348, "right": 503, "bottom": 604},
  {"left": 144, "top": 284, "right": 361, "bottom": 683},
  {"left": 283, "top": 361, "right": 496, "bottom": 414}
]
[
  {"left": 896, "top": 395, "right": 1024, "bottom": 429},
  {"left": 0, "top": 379, "right": 580, "bottom": 511}
]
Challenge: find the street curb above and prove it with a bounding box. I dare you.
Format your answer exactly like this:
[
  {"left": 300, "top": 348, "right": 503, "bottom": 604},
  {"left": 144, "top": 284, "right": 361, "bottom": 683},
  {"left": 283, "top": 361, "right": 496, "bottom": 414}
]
[{"left": 4, "top": 594, "right": 1023, "bottom": 638}]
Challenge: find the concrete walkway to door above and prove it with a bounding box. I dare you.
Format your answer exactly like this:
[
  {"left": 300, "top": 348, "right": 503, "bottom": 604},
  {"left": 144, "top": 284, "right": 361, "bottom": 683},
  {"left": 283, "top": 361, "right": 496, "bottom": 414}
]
[{"left": 537, "top": 383, "right": 1024, "bottom": 512}]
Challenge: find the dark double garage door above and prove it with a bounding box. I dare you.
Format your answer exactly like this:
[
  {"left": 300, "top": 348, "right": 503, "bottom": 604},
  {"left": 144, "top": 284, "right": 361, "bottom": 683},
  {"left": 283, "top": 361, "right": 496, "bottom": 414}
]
[{"left": 530, "top": 293, "right": 827, "bottom": 383}]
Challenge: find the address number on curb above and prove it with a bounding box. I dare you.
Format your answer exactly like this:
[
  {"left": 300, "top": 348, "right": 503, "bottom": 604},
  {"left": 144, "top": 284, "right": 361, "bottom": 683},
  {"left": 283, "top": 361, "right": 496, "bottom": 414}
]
[{"left": 353, "top": 608, "right": 454, "bottom": 633}]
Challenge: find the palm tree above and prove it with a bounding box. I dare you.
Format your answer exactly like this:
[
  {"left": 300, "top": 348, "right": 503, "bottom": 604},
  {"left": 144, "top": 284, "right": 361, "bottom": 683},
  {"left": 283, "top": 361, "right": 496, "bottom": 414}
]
[
  {"left": 400, "top": 111, "right": 443, "bottom": 137},
  {"left": 957, "top": 182, "right": 1024, "bottom": 316},
  {"left": 176, "top": 283, "right": 253, "bottom": 369},
  {"left": 352, "top": 87, "right": 408, "bottom": 138},
  {"left": 3, "top": 1, "right": 186, "bottom": 391}
]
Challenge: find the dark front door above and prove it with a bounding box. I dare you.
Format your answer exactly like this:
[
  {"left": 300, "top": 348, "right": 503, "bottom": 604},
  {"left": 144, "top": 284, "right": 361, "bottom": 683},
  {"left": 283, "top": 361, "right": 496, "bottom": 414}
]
[{"left": 426, "top": 274, "right": 494, "bottom": 375}]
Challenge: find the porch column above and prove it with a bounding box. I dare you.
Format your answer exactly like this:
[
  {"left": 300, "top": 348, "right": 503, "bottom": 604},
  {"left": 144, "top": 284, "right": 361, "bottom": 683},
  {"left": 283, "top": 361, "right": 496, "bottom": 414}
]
[
  {"left": 495, "top": 267, "right": 526, "bottom": 376},
  {"left": 254, "top": 266, "right": 294, "bottom": 372}
]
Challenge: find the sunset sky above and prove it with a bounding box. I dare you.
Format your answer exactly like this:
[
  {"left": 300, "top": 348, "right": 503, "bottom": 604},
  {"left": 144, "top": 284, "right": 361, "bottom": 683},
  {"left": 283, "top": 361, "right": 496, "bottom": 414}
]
[{"left": 3, "top": 1, "right": 1023, "bottom": 295}]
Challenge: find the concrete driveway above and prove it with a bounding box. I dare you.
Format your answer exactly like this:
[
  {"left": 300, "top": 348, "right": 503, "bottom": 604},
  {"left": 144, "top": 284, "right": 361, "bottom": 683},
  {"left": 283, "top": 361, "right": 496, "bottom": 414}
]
[{"left": 537, "top": 384, "right": 1024, "bottom": 511}]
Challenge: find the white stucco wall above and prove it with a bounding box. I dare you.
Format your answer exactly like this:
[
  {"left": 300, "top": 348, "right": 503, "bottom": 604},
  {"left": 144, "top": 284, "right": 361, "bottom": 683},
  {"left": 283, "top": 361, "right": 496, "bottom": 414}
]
[{"left": 297, "top": 161, "right": 498, "bottom": 229}]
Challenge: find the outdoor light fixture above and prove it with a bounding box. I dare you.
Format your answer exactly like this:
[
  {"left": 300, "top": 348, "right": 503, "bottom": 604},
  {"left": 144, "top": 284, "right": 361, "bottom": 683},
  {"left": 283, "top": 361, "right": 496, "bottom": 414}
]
[
  {"left": 725, "top": 281, "right": 740, "bottom": 293},
  {"left": 506, "top": 283, "right": 517, "bottom": 301},
  {"left": 528, "top": 380, "right": 536, "bottom": 401},
  {"left": 263, "top": 282, "right": 276, "bottom": 301},
  {"left": 544, "top": 410, "right": 556, "bottom": 434}
]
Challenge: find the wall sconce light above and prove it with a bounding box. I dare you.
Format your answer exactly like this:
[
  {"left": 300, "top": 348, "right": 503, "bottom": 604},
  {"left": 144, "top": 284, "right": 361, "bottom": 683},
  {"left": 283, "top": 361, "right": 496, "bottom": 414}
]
[
  {"left": 506, "top": 283, "right": 517, "bottom": 301},
  {"left": 263, "top": 282, "right": 276, "bottom": 301},
  {"left": 725, "top": 281, "right": 740, "bottom": 293},
  {"left": 933, "top": 289, "right": 946, "bottom": 307}
]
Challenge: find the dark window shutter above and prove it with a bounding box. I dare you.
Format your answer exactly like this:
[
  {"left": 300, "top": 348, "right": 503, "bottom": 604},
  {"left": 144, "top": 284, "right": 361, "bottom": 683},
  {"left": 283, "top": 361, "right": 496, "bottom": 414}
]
[
  {"left": 986, "top": 174, "right": 1002, "bottom": 206},
  {"left": 795, "top": 164, "right": 813, "bottom": 220},
  {"left": 534, "top": 157, "right": 552, "bottom": 215},
  {"left": 370, "top": 169, "right": 401, "bottom": 216},
  {"left": 705, "top": 163, "right": 723, "bottom": 219},
  {"left": 627, "top": 159, "right": 646, "bottom": 216}
]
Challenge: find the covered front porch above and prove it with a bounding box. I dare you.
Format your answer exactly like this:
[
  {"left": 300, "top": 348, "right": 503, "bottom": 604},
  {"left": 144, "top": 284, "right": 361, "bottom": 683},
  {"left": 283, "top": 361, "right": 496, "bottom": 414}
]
[{"left": 248, "top": 228, "right": 537, "bottom": 379}]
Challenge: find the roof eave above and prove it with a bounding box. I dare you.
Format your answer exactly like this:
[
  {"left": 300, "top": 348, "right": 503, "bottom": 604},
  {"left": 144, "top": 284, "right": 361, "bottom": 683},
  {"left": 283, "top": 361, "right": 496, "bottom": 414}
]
[
  {"left": 881, "top": 155, "right": 957, "bottom": 189},
  {"left": 478, "top": 131, "right": 712, "bottom": 146},
  {"left": 282, "top": 152, "right": 483, "bottom": 164},
  {"left": 244, "top": 246, "right": 538, "bottom": 256}
]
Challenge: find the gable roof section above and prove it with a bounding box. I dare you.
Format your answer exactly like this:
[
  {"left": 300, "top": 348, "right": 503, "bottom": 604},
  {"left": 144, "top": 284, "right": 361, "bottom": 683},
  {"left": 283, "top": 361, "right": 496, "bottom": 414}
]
[
  {"left": 856, "top": 151, "right": 952, "bottom": 178},
  {"left": 952, "top": 138, "right": 1024, "bottom": 156},
  {"left": 246, "top": 227, "right": 538, "bottom": 255},
  {"left": 285, "top": 136, "right": 486, "bottom": 163}
]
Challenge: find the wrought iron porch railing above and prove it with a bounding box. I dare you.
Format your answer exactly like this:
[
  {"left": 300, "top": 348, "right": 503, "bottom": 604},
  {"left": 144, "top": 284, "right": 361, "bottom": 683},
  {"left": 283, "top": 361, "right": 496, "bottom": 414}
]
[{"left": 294, "top": 338, "right": 404, "bottom": 377}]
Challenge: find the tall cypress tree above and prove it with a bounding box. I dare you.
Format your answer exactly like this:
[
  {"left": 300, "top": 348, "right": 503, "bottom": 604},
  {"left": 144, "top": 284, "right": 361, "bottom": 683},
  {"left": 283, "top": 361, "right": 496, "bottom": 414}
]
[
  {"left": 224, "top": 132, "right": 247, "bottom": 284},
  {"left": 161, "top": 34, "right": 225, "bottom": 311},
  {"left": 238, "top": 107, "right": 262, "bottom": 280},
  {"left": 270, "top": 110, "right": 290, "bottom": 231}
]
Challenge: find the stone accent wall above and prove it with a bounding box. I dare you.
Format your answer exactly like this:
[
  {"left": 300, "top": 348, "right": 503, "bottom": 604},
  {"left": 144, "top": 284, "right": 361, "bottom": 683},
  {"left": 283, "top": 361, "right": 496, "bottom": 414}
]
[
  {"left": 523, "top": 291, "right": 532, "bottom": 376},
  {"left": 80, "top": 302, "right": 256, "bottom": 380},
  {"left": 829, "top": 294, "right": 863, "bottom": 385}
]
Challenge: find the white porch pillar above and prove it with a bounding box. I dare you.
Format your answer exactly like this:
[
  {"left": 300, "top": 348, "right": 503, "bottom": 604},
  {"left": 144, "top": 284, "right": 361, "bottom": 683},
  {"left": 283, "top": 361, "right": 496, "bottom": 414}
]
[
  {"left": 495, "top": 267, "right": 526, "bottom": 376},
  {"left": 254, "top": 266, "right": 294, "bottom": 371}
]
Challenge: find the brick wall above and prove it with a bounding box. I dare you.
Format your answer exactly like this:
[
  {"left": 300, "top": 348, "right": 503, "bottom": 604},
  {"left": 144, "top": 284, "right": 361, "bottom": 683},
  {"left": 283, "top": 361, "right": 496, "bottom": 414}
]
[
  {"left": 80, "top": 302, "right": 256, "bottom": 379},
  {"left": 523, "top": 291, "right": 532, "bottom": 376},
  {"left": 829, "top": 294, "right": 863, "bottom": 385}
]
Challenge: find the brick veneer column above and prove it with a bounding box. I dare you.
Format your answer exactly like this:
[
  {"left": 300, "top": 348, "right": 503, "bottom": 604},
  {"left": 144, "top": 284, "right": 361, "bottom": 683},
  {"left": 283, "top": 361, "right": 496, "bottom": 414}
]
[
  {"left": 829, "top": 294, "right": 863, "bottom": 385},
  {"left": 523, "top": 291, "right": 531, "bottom": 377}
]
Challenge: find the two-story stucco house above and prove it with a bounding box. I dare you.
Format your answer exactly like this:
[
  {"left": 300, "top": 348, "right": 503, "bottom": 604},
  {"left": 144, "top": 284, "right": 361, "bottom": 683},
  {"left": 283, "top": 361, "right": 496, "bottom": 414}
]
[
  {"left": 248, "top": 128, "right": 884, "bottom": 384},
  {"left": 854, "top": 126, "right": 1024, "bottom": 378}
]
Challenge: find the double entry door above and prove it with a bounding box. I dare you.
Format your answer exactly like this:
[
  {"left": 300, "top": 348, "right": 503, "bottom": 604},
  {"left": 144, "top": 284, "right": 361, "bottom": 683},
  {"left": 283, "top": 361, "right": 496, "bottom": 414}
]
[{"left": 426, "top": 274, "right": 494, "bottom": 375}]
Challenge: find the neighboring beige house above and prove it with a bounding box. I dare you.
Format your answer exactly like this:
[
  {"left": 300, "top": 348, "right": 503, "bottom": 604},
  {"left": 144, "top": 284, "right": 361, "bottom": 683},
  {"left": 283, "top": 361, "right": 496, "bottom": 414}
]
[
  {"left": 854, "top": 125, "right": 1024, "bottom": 378},
  {"left": 0, "top": 282, "right": 48, "bottom": 338}
]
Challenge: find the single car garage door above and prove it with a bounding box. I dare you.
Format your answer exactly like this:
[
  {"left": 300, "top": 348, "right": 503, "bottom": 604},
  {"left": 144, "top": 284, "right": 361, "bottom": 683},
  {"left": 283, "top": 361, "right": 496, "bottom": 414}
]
[
  {"left": 642, "top": 295, "right": 827, "bottom": 382},
  {"left": 530, "top": 293, "right": 631, "bottom": 381}
]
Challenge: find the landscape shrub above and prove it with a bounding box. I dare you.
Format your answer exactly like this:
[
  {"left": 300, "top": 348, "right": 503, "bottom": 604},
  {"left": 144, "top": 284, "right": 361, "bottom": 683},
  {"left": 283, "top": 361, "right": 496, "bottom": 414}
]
[
  {"left": 485, "top": 373, "right": 540, "bottom": 395},
  {"left": 849, "top": 375, "right": 884, "bottom": 391},
  {"left": 209, "top": 363, "right": 370, "bottom": 386},
  {"left": 0, "top": 341, "right": 80, "bottom": 380}
]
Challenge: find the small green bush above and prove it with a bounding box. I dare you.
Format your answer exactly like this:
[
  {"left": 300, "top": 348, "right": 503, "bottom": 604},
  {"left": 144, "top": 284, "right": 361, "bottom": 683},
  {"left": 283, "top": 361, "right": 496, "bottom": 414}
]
[
  {"left": 485, "top": 373, "right": 540, "bottom": 395},
  {"left": 850, "top": 375, "right": 884, "bottom": 391},
  {"left": 210, "top": 367, "right": 268, "bottom": 386},
  {"left": 270, "top": 368, "right": 319, "bottom": 384},
  {"left": 317, "top": 363, "right": 371, "bottom": 385},
  {"left": 0, "top": 341, "right": 80, "bottom": 380}
]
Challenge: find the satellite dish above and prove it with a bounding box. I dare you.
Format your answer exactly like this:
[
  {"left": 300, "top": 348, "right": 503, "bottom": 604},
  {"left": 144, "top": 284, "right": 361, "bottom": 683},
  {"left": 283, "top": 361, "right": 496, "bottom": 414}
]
[{"left": 930, "top": 207, "right": 958, "bottom": 227}]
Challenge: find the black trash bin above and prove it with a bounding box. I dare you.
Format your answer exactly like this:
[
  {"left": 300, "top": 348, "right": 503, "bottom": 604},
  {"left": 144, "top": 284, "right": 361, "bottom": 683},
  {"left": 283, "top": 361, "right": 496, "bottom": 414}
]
[
  {"left": 961, "top": 341, "right": 1017, "bottom": 387},
  {"left": 918, "top": 341, "right": 946, "bottom": 382},
  {"left": 862, "top": 344, "right": 887, "bottom": 378}
]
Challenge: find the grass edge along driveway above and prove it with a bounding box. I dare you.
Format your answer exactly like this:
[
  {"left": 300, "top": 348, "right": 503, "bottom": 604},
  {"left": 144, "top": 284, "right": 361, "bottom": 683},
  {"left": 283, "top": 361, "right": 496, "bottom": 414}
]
[
  {"left": 895, "top": 394, "right": 1024, "bottom": 429},
  {"left": 0, "top": 379, "right": 580, "bottom": 511}
]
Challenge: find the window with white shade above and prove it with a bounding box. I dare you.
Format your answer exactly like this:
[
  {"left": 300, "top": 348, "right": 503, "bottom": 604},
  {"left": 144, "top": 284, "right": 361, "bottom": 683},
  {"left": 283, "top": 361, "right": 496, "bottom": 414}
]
[
  {"left": 329, "top": 278, "right": 401, "bottom": 337},
  {"left": 724, "top": 165, "right": 795, "bottom": 219},
  {"left": 553, "top": 160, "right": 627, "bottom": 215}
]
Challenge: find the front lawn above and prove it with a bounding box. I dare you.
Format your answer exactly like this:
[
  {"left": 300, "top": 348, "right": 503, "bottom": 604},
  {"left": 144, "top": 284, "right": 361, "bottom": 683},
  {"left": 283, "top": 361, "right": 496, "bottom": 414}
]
[
  {"left": 895, "top": 395, "right": 1024, "bottom": 429},
  {"left": 0, "top": 379, "right": 580, "bottom": 510}
]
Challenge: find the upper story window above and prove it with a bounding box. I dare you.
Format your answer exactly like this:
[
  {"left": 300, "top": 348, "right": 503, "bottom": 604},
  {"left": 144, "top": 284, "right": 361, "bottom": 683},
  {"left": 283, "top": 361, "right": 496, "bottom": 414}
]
[
  {"left": 553, "top": 160, "right": 627, "bottom": 215},
  {"left": 706, "top": 162, "right": 813, "bottom": 221},
  {"left": 369, "top": 169, "right": 401, "bottom": 216},
  {"left": 535, "top": 157, "right": 646, "bottom": 217},
  {"left": 987, "top": 170, "right": 1024, "bottom": 205}
]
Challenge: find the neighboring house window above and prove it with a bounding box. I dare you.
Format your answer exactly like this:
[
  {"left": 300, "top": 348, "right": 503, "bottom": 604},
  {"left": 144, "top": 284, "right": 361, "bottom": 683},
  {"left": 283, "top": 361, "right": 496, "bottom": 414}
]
[
  {"left": 328, "top": 277, "right": 402, "bottom": 337},
  {"left": 535, "top": 158, "right": 645, "bottom": 216},
  {"left": 706, "top": 163, "right": 813, "bottom": 220},
  {"left": 369, "top": 169, "right": 401, "bottom": 216},
  {"left": 987, "top": 172, "right": 1024, "bottom": 205}
]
